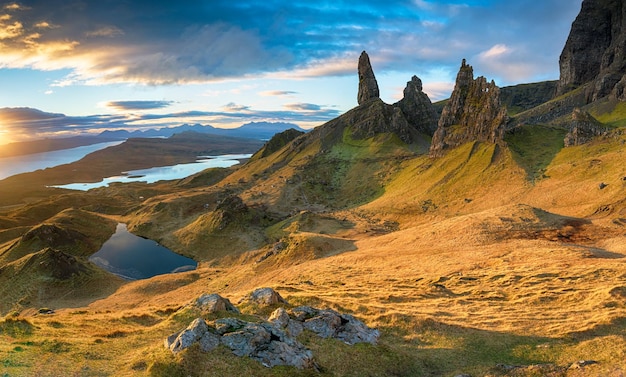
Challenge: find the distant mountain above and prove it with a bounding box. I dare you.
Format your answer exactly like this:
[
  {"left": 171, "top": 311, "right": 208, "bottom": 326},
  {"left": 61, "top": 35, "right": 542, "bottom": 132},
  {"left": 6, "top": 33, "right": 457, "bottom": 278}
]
[{"left": 98, "top": 122, "right": 307, "bottom": 140}]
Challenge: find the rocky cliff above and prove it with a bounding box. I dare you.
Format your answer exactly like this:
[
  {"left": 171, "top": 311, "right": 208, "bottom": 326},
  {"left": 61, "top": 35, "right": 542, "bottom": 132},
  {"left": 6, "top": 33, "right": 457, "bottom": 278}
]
[
  {"left": 429, "top": 59, "right": 507, "bottom": 158},
  {"left": 557, "top": 0, "right": 626, "bottom": 101}
]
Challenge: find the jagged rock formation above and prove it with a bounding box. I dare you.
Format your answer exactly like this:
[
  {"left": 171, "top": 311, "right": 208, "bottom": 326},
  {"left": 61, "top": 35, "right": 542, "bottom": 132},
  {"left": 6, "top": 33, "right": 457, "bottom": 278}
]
[
  {"left": 564, "top": 108, "right": 608, "bottom": 146},
  {"left": 357, "top": 51, "right": 380, "bottom": 105},
  {"left": 429, "top": 59, "right": 507, "bottom": 158},
  {"left": 395, "top": 75, "right": 439, "bottom": 135},
  {"left": 557, "top": 0, "right": 626, "bottom": 101}
]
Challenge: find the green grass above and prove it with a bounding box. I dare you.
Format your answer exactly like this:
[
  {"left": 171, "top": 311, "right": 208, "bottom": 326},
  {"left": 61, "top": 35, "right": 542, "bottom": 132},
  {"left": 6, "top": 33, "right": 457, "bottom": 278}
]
[
  {"left": 505, "top": 125, "right": 566, "bottom": 182},
  {"left": 588, "top": 99, "right": 626, "bottom": 128}
]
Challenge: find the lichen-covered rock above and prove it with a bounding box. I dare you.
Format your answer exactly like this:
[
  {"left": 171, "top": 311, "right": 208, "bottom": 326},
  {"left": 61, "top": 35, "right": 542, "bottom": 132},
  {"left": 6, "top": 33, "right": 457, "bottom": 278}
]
[
  {"left": 564, "top": 108, "right": 608, "bottom": 146},
  {"left": 221, "top": 323, "right": 272, "bottom": 357},
  {"left": 290, "top": 306, "right": 380, "bottom": 345},
  {"left": 429, "top": 59, "right": 507, "bottom": 158},
  {"left": 557, "top": 0, "right": 626, "bottom": 102},
  {"left": 165, "top": 318, "right": 210, "bottom": 353},
  {"left": 357, "top": 51, "right": 380, "bottom": 105},
  {"left": 196, "top": 293, "right": 240, "bottom": 314}
]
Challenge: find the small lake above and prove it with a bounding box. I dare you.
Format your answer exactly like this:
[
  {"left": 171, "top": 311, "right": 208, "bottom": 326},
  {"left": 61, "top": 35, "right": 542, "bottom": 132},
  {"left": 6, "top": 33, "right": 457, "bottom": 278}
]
[
  {"left": 89, "top": 223, "right": 197, "bottom": 280},
  {"left": 53, "top": 154, "right": 252, "bottom": 191},
  {"left": 0, "top": 141, "right": 125, "bottom": 180}
]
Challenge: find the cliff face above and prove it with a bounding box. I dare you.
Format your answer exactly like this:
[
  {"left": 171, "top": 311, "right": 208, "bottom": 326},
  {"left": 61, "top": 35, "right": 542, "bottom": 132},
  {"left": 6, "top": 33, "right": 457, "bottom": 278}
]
[
  {"left": 429, "top": 59, "right": 507, "bottom": 158},
  {"left": 557, "top": 0, "right": 626, "bottom": 101}
]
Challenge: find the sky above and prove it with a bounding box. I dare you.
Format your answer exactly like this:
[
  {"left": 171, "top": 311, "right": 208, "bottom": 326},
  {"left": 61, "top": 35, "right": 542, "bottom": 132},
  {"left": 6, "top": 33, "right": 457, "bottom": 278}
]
[{"left": 0, "top": 0, "right": 582, "bottom": 144}]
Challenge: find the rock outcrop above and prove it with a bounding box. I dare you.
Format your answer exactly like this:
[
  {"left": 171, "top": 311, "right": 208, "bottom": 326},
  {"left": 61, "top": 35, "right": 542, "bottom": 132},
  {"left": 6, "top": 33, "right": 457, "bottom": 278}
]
[
  {"left": 429, "top": 59, "right": 507, "bottom": 158},
  {"left": 357, "top": 51, "right": 380, "bottom": 105},
  {"left": 166, "top": 291, "right": 380, "bottom": 369},
  {"left": 394, "top": 75, "right": 439, "bottom": 135},
  {"left": 564, "top": 108, "right": 608, "bottom": 146},
  {"left": 557, "top": 0, "right": 626, "bottom": 101}
]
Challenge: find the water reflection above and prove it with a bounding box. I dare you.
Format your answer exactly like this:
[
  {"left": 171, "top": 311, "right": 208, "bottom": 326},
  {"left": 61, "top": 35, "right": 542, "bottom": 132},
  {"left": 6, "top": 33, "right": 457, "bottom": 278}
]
[
  {"left": 53, "top": 154, "right": 251, "bottom": 191},
  {"left": 89, "top": 223, "right": 196, "bottom": 280}
]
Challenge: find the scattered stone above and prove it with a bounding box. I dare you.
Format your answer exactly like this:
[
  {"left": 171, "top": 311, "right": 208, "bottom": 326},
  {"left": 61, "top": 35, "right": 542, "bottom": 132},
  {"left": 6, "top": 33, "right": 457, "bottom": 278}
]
[
  {"left": 196, "top": 293, "right": 240, "bottom": 314},
  {"left": 243, "top": 287, "right": 288, "bottom": 306},
  {"left": 599, "top": 182, "right": 608, "bottom": 190},
  {"left": 357, "top": 51, "right": 380, "bottom": 105},
  {"left": 569, "top": 360, "right": 599, "bottom": 369}
]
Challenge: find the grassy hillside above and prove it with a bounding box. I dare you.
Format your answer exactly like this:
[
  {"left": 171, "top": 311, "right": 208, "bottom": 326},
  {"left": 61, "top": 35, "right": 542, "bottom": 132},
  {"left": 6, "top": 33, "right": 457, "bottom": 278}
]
[{"left": 1, "top": 91, "right": 626, "bottom": 376}]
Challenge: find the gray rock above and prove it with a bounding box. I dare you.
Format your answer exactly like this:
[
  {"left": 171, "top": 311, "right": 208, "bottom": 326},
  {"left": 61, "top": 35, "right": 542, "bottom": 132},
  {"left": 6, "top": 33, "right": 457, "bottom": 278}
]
[
  {"left": 336, "top": 313, "right": 381, "bottom": 345},
  {"left": 245, "top": 287, "right": 288, "bottom": 306},
  {"left": 166, "top": 318, "right": 209, "bottom": 353},
  {"left": 269, "top": 307, "right": 304, "bottom": 337},
  {"left": 221, "top": 323, "right": 272, "bottom": 357},
  {"left": 214, "top": 317, "right": 248, "bottom": 335},
  {"left": 357, "top": 51, "right": 380, "bottom": 105},
  {"left": 198, "top": 331, "right": 221, "bottom": 352},
  {"left": 196, "top": 293, "right": 240, "bottom": 314},
  {"left": 569, "top": 360, "right": 599, "bottom": 369},
  {"left": 303, "top": 310, "right": 343, "bottom": 338}
]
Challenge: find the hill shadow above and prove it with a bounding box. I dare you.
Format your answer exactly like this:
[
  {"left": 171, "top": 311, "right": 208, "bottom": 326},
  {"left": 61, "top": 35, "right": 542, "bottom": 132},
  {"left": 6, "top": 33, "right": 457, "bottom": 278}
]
[{"left": 505, "top": 124, "right": 567, "bottom": 182}]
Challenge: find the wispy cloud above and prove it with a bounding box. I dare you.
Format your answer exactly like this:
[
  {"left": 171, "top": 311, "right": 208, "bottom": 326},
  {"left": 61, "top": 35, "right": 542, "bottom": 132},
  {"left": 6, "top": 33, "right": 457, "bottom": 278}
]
[
  {"left": 259, "top": 90, "right": 298, "bottom": 97},
  {"left": 283, "top": 103, "right": 321, "bottom": 111},
  {"left": 105, "top": 100, "right": 175, "bottom": 111}
]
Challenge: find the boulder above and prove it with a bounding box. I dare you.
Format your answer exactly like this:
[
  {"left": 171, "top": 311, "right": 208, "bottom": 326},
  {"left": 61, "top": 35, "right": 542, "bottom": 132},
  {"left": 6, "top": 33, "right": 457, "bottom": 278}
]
[
  {"left": 196, "top": 293, "right": 240, "bottom": 314},
  {"left": 244, "top": 287, "right": 288, "bottom": 306},
  {"left": 165, "top": 318, "right": 211, "bottom": 353},
  {"left": 357, "top": 51, "right": 380, "bottom": 105}
]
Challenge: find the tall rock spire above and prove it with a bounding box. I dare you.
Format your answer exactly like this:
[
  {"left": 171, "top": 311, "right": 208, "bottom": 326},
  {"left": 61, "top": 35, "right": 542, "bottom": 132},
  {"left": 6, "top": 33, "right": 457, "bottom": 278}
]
[{"left": 357, "top": 51, "right": 380, "bottom": 105}]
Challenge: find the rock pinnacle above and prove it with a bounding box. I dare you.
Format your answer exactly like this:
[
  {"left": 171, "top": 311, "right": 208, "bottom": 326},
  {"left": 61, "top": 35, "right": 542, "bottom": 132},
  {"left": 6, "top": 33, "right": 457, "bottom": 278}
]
[{"left": 357, "top": 51, "right": 380, "bottom": 105}]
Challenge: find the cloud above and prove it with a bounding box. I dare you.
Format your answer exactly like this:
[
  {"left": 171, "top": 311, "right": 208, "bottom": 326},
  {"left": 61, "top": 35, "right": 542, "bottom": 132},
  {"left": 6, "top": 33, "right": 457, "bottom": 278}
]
[
  {"left": 283, "top": 103, "right": 321, "bottom": 111},
  {"left": 0, "top": 1, "right": 581, "bottom": 88},
  {"left": 85, "top": 26, "right": 124, "bottom": 37},
  {"left": 259, "top": 90, "right": 298, "bottom": 97},
  {"left": 222, "top": 103, "right": 251, "bottom": 112},
  {"left": 105, "top": 100, "right": 175, "bottom": 111}
]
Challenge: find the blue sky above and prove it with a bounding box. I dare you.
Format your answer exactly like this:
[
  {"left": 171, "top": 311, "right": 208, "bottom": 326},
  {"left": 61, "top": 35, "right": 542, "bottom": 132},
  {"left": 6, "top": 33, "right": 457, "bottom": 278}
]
[{"left": 0, "top": 0, "right": 582, "bottom": 144}]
